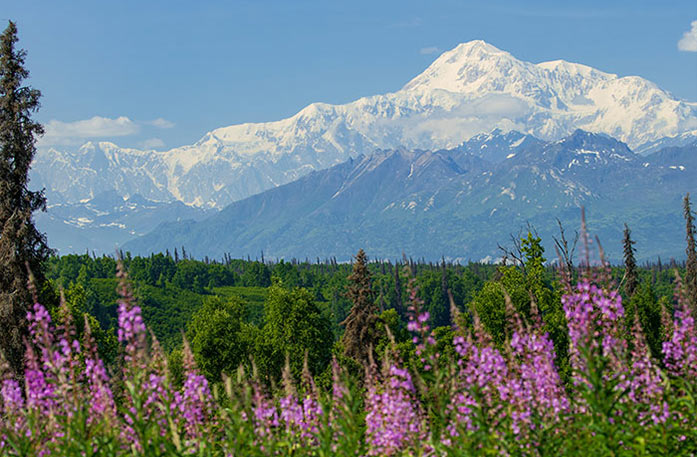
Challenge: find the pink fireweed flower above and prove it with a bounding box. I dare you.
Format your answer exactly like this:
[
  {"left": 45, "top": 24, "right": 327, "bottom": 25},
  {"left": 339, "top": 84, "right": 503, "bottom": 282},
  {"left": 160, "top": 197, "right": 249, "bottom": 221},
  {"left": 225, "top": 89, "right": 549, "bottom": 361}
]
[
  {"left": 83, "top": 317, "right": 115, "bottom": 422},
  {"left": 331, "top": 358, "right": 347, "bottom": 402},
  {"left": 663, "top": 303, "right": 697, "bottom": 378},
  {"left": 448, "top": 320, "right": 509, "bottom": 439},
  {"left": 278, "top": 394, "right": 323, "bottom": 441},
  {"left": 1, "top": 378, "right": 23, "bottom": 415},
  {"left": 562, "top": 280, "right": 626, "bottom": 387},
  {"left": 173, "top": 372, "right": 214, "bottom": 439},
  {"left": 406, "top": 275, "right": 440, "bottom": 370},
  {"left": 84, "top": 357, "right": 115, "bottom": 420},
  {"left": 503, "top": 291, "right": 568, "bottom": 432},
  {"left": 116, "top": 277, "right": 172, "bottom": 447},
  {"left": 27, "top": 302, "right": 68, "bottom": 377},
  {"left": 23, "top": 342, "right": 55, "bottom": 414},
  {"left": 508, "top": 327, "right": 569, "bottom": 434},
  {"left": 278, "top": 356, "right": 323, "bottom": 442},
  {"left": 624, "top": 317, "right": 668, "bottom": 424},
  {"left": 173, "top": 342, "right": 214, "bottom": 442},
  {"left": 117, "top": 301, "right": 147, "bottom": 364},
  {"left": 251, "top": 384, "right": 279, "bottom": 438},
  {"left": 365, "top": 364, "right": 423, "bottom": 456},
  {"left": 27, "top": 302, "right": 52, "bottom": 344}
]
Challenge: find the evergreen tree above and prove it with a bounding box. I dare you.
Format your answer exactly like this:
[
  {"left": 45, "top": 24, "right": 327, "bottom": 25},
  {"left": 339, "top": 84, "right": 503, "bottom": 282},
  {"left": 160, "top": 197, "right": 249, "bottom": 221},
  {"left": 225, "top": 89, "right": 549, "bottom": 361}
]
[
  {"left": 341, "top": 249, "right": 378, "bottom": 366},
  {"left": 393, "top": 261, "right": 403, "bottom": 317},
  {"left": 684, "top": 193, "right": 697, "bottom": 310},
  {"left": 0, "top": 21, "right": 51, "bottom": 375},
  {"left": 629, "top": 281, "right": 662, "bottom": 360},
  {"left": 440, "top": 257, "right": 451, "bottom": 325},
  {"left": 622, "top": 223, "right": 638, "bottom": 299}
]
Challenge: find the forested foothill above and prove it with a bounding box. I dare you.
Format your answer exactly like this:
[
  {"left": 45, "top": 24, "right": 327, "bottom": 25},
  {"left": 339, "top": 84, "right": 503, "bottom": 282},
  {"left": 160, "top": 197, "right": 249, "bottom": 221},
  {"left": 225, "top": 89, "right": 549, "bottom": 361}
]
[{"left": 44, "top": 218, "right": 686, "bottom": 380}]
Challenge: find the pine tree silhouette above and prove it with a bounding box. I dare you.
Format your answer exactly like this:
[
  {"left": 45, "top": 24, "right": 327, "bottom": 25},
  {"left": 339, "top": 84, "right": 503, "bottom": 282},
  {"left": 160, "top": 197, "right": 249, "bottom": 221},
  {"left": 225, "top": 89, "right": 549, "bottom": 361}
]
[
  {"left": 684, "top": 193, "right": 697, "bottom": 311},
  {"left": 341, "top": 249, "right": 378, "bottom": 366},
  {"left": 622, "top": 224, "right": 638, "bottom": 299},
  {"left": 0, "top": 21, "right": 51, "bottom": 375}
]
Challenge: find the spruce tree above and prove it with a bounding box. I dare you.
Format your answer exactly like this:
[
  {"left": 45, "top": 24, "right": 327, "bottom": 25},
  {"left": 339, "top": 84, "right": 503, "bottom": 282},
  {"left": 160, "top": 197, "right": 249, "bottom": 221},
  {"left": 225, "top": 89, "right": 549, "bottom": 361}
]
[
  {"left": 622, "top": 224, "right": 638, "bottom": 299},
  {"left": 441, "top": 257, "right": 451, "bottom": 325},
  {"left": 393, "top": 260, "right": 403, "bottom": 317},
  {"left": 0, "top": 21, "right": 51, "bottom": 375},
  {"left": 341, "top": 249, "right": 378, "bottom": 366},
  {"left": 684, "top": 193, "right": 697, "bottom": 310}
]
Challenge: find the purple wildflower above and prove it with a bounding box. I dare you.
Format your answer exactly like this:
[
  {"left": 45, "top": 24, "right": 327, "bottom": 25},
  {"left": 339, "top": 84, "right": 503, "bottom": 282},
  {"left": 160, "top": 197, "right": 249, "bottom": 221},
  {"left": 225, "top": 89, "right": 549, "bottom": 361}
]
[
  {"left": 663, "top": 303, "right": 697, "bottom": 378},
  {"left": 83, "top": 317, "right": 115, "bottom": 422},
  {"left": 117, "top": 301, "right": 147, "bottom": 364},
  {"left": 1, "top": 378, "right": 23, "bottom": 415},
  {"left": 23, "top": 342, "right": 55, "bottom": 414},
  {"left": 173, "top": 342, "right": 214, "bottom": 442},
  {"left": 365, "top": 364, "right": 423, "bottom": 456},
  {"left": 663, "top": 273, "right": 697, "bottom": 379},
  {"left": 624, "top": 316, "right": 668, "bottom": 424},
  {"left": 562, "top": 280, "right": 626, "bottom": 386},
  {"left": 251, "top": 384, "right": 279, "bottom": 438},
  {"left": 508, "top": 327, "right": 568, "bottom": 433}
]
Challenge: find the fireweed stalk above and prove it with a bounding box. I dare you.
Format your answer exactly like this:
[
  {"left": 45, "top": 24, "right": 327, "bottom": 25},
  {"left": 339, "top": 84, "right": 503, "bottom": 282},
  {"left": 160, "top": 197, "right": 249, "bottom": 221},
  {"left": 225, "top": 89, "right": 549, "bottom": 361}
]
[
  {"left": 505, "top": 295, "right": 569, "bottom": 443},
  {"left": 364, "top": 356, "right": 424, "bottom": 456}
]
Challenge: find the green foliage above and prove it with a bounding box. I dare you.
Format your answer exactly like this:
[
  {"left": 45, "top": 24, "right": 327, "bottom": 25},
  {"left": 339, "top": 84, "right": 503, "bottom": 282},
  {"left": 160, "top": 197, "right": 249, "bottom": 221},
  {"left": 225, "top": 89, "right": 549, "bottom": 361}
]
[
  {"left": 375, "top": 308, "right": 411, "bottom": 361},
  {"left": 414, "top": 268, "right": 470, "bottom": 328},
  {"left": 60, "top": 283, "right": 118, "bottom": 366},
  {"left": 241, "top": 261, "right": 271, "bottom": 287},
  {"left": 472, "top": 266, "right": 529, "bottom": 346},
  {"left": 212, "top": 286, "right": 267, "bottom": 326},
  {"left": 187, "top": 295, "right": 255, "bottom": 382},
  {"left": 43, "top": 245, "right": 686, "bottom": 399},
  {"left": 629, "top": 281, "right": 663, "bottom": 360},
  {"left": 167, "top": 346, "right": 184, "bottom": 389},
  {"left": 623, "top": 224, "right": 639, "bottom": 298},
  {"left": 470, "top": 233, "right": 571, "bottom": 379},
  {"left": 137, "top": 283, "right": 205, "bottom": 350},
  {"left": 685, "top": 193, "right": 697, "bottom": 311},
  {"left": 255, "top": 285, "right": 333, "bottom": 383}
]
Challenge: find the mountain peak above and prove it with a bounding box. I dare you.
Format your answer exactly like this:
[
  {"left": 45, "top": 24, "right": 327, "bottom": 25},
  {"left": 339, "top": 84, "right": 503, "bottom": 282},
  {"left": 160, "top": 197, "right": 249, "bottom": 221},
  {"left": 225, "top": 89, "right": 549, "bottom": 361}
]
[
  {"left": 448, "top": 40, "right": 505, "bottom": 56},
  {"left": 402, "top": 40, "right": 516, "bottom": 92}
]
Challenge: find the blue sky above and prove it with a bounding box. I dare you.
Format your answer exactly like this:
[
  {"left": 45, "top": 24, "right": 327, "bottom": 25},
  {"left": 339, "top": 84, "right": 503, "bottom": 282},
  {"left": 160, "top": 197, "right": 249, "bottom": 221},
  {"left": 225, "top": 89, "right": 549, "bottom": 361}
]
[{"left": 5, "top": 0, "right": 697, "bottom": 150}]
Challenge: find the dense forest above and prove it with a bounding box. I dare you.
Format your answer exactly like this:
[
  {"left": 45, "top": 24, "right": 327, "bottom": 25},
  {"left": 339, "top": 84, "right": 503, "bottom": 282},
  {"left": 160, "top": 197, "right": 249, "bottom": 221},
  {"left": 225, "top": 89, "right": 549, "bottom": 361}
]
[{"left": 43, "top": 229, "right": 681, "bottom": 388}]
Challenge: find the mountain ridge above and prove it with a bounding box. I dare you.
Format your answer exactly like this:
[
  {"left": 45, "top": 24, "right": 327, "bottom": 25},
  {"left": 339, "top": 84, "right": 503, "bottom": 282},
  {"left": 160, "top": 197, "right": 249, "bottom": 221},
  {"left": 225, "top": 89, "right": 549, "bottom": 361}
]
[
  {"left": 122, "top": 130, "right": 695, "bottom": 262},
  {"left": 33, "top": 40, "right": 697, "bottom": 211}
]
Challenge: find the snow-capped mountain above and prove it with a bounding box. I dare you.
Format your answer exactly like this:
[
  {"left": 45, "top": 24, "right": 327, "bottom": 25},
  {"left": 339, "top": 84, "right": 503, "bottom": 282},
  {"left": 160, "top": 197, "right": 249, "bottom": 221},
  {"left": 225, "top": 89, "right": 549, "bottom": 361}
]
[
  {"left": 122, "top": 130, "right": 697, "bottom": 262},
  {"left": 32, "top": 40, "right": 697, "bottom": 213},
  {"left": 635, "top": 130, "right": 697, "bottom": 155}
]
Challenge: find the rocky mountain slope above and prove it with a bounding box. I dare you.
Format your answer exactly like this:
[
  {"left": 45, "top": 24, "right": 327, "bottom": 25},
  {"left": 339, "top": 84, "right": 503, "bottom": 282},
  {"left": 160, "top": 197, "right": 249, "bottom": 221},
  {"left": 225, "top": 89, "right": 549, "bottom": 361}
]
[
  {"left": 123, "top": 131, "right": 696, "bottom": 262},
  {"left": 33, "top": 41, "right": 697, "bottom": 211},
  {"left": 33, "top": 41, "right": 697, "bottom": 254}
]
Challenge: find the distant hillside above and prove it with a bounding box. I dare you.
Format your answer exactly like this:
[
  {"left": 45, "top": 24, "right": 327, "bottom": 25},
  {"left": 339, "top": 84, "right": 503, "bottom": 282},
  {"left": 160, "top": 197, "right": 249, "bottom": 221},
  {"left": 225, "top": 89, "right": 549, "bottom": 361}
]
[{"left": 123, "top": 131, "right": 696, "bottom": 262}]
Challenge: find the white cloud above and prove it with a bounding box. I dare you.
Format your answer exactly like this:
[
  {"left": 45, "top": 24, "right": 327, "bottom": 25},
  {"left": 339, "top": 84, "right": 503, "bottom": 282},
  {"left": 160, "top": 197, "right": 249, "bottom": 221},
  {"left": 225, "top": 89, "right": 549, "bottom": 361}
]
[
  {"left": 140, "top": 138, "right": 166, "bottom": 150},
  {"left": 678, "top": 20, "right": 697, "bottom": 52},
  {"left": 40, "top": 116, "right": 139, "bottom": 146},
  {"left": 148, "top": 118, "right": 175, "bottom": 129},
  {"left": 420, "top": 46, "right": 440, "bottom": 55}
]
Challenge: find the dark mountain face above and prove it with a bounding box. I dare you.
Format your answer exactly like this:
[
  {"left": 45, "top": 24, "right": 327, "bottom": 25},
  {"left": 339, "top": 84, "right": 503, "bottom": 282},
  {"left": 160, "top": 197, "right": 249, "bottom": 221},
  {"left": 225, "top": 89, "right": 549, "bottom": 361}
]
[
  {"left": 454, "top": 129, "right": 545, "bottom": 163},
  {"left": 123, "top": 131, "right": 696, "bottom": 262}
]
